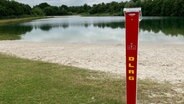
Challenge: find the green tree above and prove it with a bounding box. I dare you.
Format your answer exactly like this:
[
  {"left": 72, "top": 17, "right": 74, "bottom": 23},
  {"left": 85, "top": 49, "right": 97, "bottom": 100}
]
[
  {"left": 44, "top": 6, "right": 59, "bottom": 16},
  {"left": 34, "top": 3, "right": 50, "bottom": 9},
  {"left": 0, "top": 5, "right": 7, "bottom": 17},
  {"left": 172, "top": 0, "right": 184, "bottom": 16},
  {"left": 58, "top": 5, "right": 69, "bottom": 15},
  {"left": 83, "top": 4, "right": 91, "bottom": 13},
  {"left": 0, "top": 0, "right": 184, "bottom": 17},
  {"left": 32, "top": 7, "right": 45, "bottom": 16},
  {"left": 125, "top": 1, "right": 136, "bottom": 8}
]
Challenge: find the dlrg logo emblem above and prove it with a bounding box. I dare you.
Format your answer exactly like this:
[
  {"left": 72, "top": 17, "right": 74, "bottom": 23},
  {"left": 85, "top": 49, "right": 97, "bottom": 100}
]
[{"left": 127, "top": 43, "right": 136, "bottom": 50}]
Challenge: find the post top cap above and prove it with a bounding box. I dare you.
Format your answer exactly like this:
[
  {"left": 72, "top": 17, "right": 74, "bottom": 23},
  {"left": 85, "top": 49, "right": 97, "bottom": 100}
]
[{"left": 124, "top": 8, "right": 141, "bottom": 12}]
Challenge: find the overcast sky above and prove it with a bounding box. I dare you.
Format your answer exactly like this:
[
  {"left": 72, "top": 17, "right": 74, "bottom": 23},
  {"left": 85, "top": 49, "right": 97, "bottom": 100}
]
[{"left": 17, "top": 0, "right": 129, "bottom": 6}]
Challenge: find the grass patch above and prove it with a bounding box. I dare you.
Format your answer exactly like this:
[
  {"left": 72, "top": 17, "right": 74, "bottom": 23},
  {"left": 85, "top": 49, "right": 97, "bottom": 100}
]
[
  {"left": 0, "top": 34, "right": 21, "bottom": 40},
  {"left": 138, "top": 79, "right": 184, "bottom": 104},
  {"left": 0, "top": 53, "right": 183, "bottom": 104},
  {"left": 0, "top": 17, "right": 43, "bottom": 25},
  {"left": 0, "top": 54, "right": 124, "bottom": 104}
]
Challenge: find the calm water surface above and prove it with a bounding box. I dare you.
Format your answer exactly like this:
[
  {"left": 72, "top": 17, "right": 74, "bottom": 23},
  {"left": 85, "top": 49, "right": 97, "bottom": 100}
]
[{"left": 1, "top": 16, "right": 184, "bottom": 44}]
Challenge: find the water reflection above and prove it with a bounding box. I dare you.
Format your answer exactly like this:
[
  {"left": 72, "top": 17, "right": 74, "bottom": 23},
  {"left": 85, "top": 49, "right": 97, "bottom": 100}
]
[
  {"left": 0, "top": 16, "right": 184, "bottom": 43},
  {"left": 0, "top": 24, "right": 33, "bottom": 40},
  {"left": 141, "top": 18, "right": 184, "bottom": 36},
  {"left": 93, "top": 18, "right": 184, "bottom": 37}
]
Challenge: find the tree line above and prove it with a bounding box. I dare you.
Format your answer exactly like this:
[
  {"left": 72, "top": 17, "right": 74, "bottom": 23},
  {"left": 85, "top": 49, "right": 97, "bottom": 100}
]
[
  {"left": 0, "top": 0, "right": 184, "bottom": 18},
  {"left": 0, "top": 0, "right": 32, "bottom": 18}
]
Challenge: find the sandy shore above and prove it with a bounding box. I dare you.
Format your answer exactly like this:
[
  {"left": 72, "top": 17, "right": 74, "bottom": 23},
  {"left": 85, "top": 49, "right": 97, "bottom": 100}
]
[{"left": 0, "top": 40, "right": 184, "bottom": 83}]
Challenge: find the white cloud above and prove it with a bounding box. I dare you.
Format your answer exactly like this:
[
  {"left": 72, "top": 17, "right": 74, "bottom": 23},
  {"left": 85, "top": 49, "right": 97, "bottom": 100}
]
[{"left": 17, "top": 0, "right": 129, "bottom": 6}]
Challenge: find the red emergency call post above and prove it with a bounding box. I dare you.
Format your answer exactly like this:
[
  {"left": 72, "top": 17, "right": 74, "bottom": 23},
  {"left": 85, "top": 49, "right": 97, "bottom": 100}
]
[{"left": 124, "top": 8, "right": 142, "bottom": 104}]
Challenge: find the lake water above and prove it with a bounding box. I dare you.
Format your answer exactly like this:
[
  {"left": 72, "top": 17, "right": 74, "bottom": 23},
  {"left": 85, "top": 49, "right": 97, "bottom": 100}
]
[{"left": 1, "top": 16, "right": 184, "bottom": 44}]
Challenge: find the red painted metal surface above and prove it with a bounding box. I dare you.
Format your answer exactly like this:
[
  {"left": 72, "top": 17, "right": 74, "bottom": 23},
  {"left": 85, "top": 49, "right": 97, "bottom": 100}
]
[{"left": 125, "top": 11, "right": 140, "bottom": 104}]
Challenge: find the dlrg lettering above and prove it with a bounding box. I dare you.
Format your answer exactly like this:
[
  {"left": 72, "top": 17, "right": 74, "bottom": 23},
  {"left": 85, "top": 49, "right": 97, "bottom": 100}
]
[{"left": 128, "top": 57, "right": 135, "bottom": 81}]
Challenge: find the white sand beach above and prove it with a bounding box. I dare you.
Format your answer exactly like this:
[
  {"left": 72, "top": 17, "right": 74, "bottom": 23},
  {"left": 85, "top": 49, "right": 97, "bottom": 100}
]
[{"left": 0, "top": 40, "right": 184, "bottom": 83}]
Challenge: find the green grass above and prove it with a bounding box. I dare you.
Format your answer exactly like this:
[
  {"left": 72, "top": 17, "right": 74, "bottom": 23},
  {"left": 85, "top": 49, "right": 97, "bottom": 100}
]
[
  {"left": 0, "top": 53, "right": 183, "bottom": 104},
  {"left": 0, "top": 54, "right": 124, "bottom": 104},
  {"left": 0, "top": 17, "right": 43, "bottom": 25},
  {"left": 0, "top": 34, "right": 21, "bottom": 40}
]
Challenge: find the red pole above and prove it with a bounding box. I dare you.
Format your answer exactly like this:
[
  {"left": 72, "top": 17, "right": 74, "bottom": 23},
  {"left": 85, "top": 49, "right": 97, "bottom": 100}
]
[{"left": 124, "top": 8, "right": 141, "bottom": 104}]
